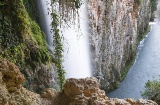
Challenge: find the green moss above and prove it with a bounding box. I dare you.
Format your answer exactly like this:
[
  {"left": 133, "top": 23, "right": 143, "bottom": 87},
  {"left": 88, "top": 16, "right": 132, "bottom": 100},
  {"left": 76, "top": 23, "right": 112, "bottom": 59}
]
[
  {"left": 0, "top": 0, "right": 53, "bottom": 93},
  {"left": 137, "top": 24, "right": 150, "bottom": 46},
  {"left": 110, "top": 81, "right": 121, "bottom": 91},
  {"left": 120, "top": 24, "right": 150, "bottom": 81},
  {"left": 135, "top": 0, "right": 142, "bottom": 5},
  {"left": 150, "top": 0, "right": 158, "bottom": 21},
  {"left": 120, "top": 55, "right": 136, "bottom": 81},
  {"left": 51, "top": 9, "right": 65, "bottom": 90},
  {"left": 30, "top": 20, "right": 46, "bottom": 46},
  {"left": 0, "top": 1, "right": 5, "bottom": 6},
  {"left": 1, "top": 44, "right": 25, "bottom": 64},
  {"left": 22, "top": 0, "right": 37, "bottom": 20},
  {"left": 0, "top": 0, "right": 51, "bottom": 88}
]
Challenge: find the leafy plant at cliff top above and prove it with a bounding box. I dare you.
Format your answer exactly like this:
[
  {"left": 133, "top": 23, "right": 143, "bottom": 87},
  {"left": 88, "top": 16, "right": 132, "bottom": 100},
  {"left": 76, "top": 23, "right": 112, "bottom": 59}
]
[{"left": 141, "top": 80, "right": 160, "bottom": 103}]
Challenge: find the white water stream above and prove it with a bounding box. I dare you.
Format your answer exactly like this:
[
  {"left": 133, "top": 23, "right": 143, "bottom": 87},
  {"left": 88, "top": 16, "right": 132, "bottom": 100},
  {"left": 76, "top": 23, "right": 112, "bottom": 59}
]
[
  {"left": 62, "top": 1, "right": 92, "bottom": 78},
  {"left": 36, "top": 0, "right": 92, "bottom": 78},
  {"left": 36, "top": 0, "right": 53, "bottom": 50}
]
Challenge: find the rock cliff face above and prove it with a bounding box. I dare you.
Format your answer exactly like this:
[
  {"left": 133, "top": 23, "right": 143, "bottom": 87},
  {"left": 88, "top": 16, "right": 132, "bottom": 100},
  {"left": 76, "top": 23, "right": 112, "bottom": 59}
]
[
  {"left": 88, "top": 0, "right": 151, "bottom": 91},
  {"left": 0, "top": 60, "right": 158, "bottom": 105}
]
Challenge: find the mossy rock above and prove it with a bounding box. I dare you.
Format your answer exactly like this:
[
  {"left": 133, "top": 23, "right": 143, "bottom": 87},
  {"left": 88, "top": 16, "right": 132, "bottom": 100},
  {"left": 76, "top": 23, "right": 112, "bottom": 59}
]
[{"left": 0, "top": 0, "right": 52, "bottom": 92}]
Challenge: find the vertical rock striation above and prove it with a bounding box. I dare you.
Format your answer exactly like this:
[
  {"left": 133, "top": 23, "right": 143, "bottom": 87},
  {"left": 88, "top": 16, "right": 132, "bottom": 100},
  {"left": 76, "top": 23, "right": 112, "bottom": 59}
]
[{"left": 88, "top": 0, "right": 151, "bottom": 91}]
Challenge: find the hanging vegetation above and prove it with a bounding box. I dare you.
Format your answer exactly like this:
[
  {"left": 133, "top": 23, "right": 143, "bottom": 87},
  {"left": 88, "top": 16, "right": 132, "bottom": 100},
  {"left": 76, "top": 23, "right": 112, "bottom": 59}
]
[
  {"left": 51, "top": 0, "right": 83, "bottom": 27},
  {"left": 50, "top": 0, "right": 83, "bottom": 90},
  {"left": 50, "top": 10, "right": 65, "bottom": 90}
]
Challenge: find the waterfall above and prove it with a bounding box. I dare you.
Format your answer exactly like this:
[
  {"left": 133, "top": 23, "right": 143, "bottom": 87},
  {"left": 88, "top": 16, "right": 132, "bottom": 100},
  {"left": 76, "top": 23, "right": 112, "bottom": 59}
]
[
  {"left": 36, "top": 0, "right": 92, "bottom": 78},
  {"left": 62, "top": 1, "right": 92, "bottom": 78},
  {"left": 36, "top": 0, "right": 53, "bottom": 50}
]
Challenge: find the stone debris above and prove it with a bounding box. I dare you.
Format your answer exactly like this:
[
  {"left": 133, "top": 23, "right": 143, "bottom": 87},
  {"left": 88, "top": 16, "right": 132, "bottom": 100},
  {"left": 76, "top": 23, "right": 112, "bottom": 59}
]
[{"left": 0, "top": 59, "right": 158, "bottom": 105}]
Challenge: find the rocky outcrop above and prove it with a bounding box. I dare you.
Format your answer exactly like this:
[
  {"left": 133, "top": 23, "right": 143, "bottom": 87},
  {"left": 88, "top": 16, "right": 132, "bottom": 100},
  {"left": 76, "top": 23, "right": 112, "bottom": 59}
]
[
  {"left": 0, "top": 59, "right": 51, "bottom": 105},
  {"left": 63, "top": 78, "right": 157, "bottom": 105},
  {"left": 88, "top": 0, "right": 152, "bottom": 91},
  {"left": 63, "top": 78, "right": 107, "bottom": 105},
  {"left": 0, "top": 59, "right": 25, "bottom": 92},
  {"left": 0, "top": 59, "right": 157, "bottom": 105},
  {"left": 0, "top": 0, "right": 55, "bottom": 92}
]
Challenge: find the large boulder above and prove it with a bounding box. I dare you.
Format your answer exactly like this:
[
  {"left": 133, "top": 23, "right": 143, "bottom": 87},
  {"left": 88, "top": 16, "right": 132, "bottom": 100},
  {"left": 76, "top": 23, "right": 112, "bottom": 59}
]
[
  {"left": 0, "top": 59, "right": 158, "bottom": 105},
  {"left": 0, "top": 59, "right": 50, "bottom": 105},
  {"left": 0, "top": 59, "right": 25, "bottom": 92},
  {"left": 64, "top": 77, "right": 107, "bottom": 105},
  {"left": 63, "top": 77, "right": 157, "bottom": 105}
]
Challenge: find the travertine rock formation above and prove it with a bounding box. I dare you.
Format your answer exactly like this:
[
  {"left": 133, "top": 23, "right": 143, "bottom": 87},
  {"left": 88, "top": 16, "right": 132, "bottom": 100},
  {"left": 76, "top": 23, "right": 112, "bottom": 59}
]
[
  {"left": 88, "top": 0, "right": 151, "bottom": 91},
  {"left": 63, "top": 78, "right": 157, "bottom": 105},
  {"left": 0, "top": 59, "right": 157, "bottom": 105},
  {"left": 0, "top": 59, "right": 51, "bottom": 105}
]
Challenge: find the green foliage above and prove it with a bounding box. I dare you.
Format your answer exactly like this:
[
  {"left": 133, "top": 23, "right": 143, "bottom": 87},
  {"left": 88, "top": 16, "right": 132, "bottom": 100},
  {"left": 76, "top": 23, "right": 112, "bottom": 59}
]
[
  {"left": 134, "top": 0, "right": 142, "bottom": 5},
  {"left": 0, "top": 0, "right": 51, "bottom": 69},
  {"left": 51, "top": 0, "right": 82, "bottom": 27},
  {"left": 0, "top": 44, "right": 25, "bottom": 65},
  {"left": 30, "top": 21, "right": 44, "bottom": 45},
  {"left": 150, "top": 0, "right": 158, "bottom": 13},
  {"left": 51, "top": 10, "right": 66, "bottom": 90},
  {"left": 53, "top": 0, "right": 83, "bottom": 9},
  {"left": 74, "top": 0, "right": 83, "bottom": 9},
  {"left": 0, "top": 0, "right": 52, "bottom": 93},
  {"left": 22, "top": 0, "right": 37, "bottom": 20},
  {"left": 50, "top": 0, "right": 84, "bottom": 90},
  {"left": 0, "top": 14, "right": 21, "bottom": 48},
  {"left": 120, "top": 55, "right": 136, "bottom": 81},
  {"left": 137, "top": 25, "right": 150, "bottom": 46},
  {"left": 142, "top": 80, "right": 160, "bottom": 100},
  {"left": 150, "top": 0, "right": 158, "bottom": 21},
  {"left": 0, "top": 2, "right": 5, "bottom": 6}
]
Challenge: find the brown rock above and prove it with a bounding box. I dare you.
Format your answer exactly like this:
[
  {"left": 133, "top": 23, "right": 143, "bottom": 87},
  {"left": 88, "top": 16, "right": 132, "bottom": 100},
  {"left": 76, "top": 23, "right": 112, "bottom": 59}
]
[
  {"left": 0, "top": 60, "right": 158, "bottom": 105},
  {"left": 63, "top": 77, "right": 158, "bottom": 105},
  {"left": 0, "top": 59, "right": 25, "bottom": 92},
  {"left": 41, "top": 88, "right": 58, "bottom": 99}
]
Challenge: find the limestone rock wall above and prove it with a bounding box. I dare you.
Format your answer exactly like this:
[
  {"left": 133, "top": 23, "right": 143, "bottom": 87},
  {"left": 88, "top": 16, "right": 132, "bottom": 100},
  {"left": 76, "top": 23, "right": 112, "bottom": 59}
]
[{"left": 88, "top": 0, "right": 151, "bottom": 91}]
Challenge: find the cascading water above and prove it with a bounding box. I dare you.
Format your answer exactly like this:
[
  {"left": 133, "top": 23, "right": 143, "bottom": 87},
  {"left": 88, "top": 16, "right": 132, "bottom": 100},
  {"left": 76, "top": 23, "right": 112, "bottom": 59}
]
[
  {"left": 36, "top": 0, "right": 53, "bottom": 50},
  {"left": 62, "top": 1, "right": 92, "bottom": 78},
  {"left": 36, "top": 0, "right": 92, "bottom": 78}
]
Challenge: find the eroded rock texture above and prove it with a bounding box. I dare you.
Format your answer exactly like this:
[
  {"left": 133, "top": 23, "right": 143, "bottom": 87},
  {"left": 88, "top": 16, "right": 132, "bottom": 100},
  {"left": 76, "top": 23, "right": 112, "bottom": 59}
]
[
  {"left": 88, "top": 0, "right": 151, "bottom": 91},
  {"left": 0, "top": 59, "right": 51, "bottom": 105},
  {"left": 0, "top": 60, "right": 157, "bottom": 105},
  {"left": 63, "top": 78, "right": 157, "bottom": 105}
]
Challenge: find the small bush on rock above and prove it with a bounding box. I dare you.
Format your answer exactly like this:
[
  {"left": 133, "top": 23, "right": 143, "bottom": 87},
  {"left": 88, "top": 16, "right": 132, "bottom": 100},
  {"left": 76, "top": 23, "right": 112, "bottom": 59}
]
[{"left": 142, "top": 80, "right": 160, "bottom": 104}]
